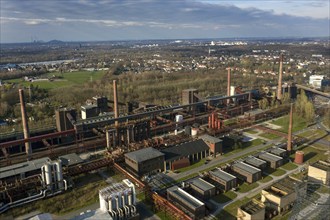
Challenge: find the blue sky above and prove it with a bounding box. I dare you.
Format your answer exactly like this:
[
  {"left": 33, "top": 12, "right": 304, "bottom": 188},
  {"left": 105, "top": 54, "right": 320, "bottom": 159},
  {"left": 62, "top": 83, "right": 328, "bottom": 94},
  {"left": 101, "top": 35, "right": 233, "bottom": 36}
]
[{"left": 0, "top": 0, "right": 329, "bottom": 43}]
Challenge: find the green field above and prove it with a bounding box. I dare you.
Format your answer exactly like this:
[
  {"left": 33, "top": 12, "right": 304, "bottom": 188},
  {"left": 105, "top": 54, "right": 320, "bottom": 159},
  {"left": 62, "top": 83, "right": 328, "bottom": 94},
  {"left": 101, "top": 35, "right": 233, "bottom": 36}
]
[
  {"left": 271, "top": 114, "right": 307, "bottom": 133},
  {"left": 177, "top": 158, "right": 206, "bottom": 173},
  {"left": 213, "top": 191, "right": 238, "bottom": 204},
  {"left": 271, "top": 169, "right": 286, "bottom": 176},
  {"left": 259, "top": 132, "right": 280, "bottom": 140},
  {"left": 238, "top": 182, "right": 259, "bottom": 193},
  {"left": 5, "top": 70, "right": 106, "bottom": 90},
  {"left": 281, "top": 162, "right": 298, "bottom": 171},
  {"left": 259, "top": 175, "right": 273, "bottom": 183}
]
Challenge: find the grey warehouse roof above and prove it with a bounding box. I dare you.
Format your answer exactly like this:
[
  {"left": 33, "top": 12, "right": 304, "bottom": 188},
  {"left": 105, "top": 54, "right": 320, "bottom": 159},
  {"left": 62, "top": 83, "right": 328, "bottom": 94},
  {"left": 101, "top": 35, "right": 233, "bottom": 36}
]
[
  {"left": 209, "top": 168, "right": 237, "bottom": 182},
  {"left": 0, "top": 157, "right": 50, "bottom": 179},
  {"left": 232, "top": 162, "right": 261, "bottom": 174},
  {"left": 161, "top": 139, "right": 209, "bottom": 161},
  {"left": 59, "top": 153, "right": 83, "bottom": 166},
  {"left": 167, "top": 186, "right": 204, "bottom": 209},
  {"left": 190, "top": 177, "right": 215, "bottom": 191},
  {"left": 199, "top": 134, "right": 222, "bottom": 144},
  {"left": 125, "top": 147, "right": 164, "bottom": 163},
  {"left": 245, "top": 156, "right": 267, "bottom": 167},
  {"left": 258, "top": 152, "right": 283, "bottom": 162},
  {"left": 269, "top": 148, "right": 286, "bottom": 156}
]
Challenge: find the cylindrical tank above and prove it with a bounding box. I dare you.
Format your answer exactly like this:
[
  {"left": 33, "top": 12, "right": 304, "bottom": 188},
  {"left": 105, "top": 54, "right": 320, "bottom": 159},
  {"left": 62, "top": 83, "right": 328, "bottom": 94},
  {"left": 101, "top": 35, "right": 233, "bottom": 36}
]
[
  {"left": 294, "top": 151, "right": 304, "bottom": 164},
  {"left": 191, "top": 128, "right": 198, "bottom": 136},
  {"left": 185, "top": 126, "right": 191, "bottom": 135},
  {"left": 56, "top": 160, "right": 63, "bottom": 189},
  {"left": 175, "top": 115, "right": 183, "bottom": 122},
  {"left": 43, "top": 163, "right": 52, "bottom": 188}
]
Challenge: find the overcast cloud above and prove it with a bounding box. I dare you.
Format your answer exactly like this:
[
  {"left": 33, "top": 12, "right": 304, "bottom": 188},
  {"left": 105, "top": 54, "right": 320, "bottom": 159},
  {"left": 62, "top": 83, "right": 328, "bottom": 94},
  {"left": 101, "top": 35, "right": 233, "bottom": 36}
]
[{"left": 0, "top": 0, "right": 329, "bottom": 43}]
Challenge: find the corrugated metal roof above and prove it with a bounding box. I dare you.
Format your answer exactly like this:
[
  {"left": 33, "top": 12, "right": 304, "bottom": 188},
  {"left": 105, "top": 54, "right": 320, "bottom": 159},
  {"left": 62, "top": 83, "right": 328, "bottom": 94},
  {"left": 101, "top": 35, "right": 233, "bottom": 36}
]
[
  {"left": 167, "top": 186, "right": 204, "bottom": 209},
  {"left": 161, "top": 139, "right": 209, "bottom": 162},
  {"left": 190, "top": 178, "right": 215, "bottom": 191},
  {"left": 245, "top": 156, "right": 267, "bottom": 167},
  {"left": 0, "top": 157, "right": 50, "bottom": 179},
  {"left": 199, "top": 134, "right": 222, "bottom": 144},
  {"left": 258, "top": 152, "right": 282, "bottom": 162},
  {"left": 125, "top": 147, "right": 164, "bottom": 163},
  {"left": 232, "top": 162, "right": 261, "bottom": 174},
  {"left": 209, "top": 168, "right": 236, "bottom": 182}
]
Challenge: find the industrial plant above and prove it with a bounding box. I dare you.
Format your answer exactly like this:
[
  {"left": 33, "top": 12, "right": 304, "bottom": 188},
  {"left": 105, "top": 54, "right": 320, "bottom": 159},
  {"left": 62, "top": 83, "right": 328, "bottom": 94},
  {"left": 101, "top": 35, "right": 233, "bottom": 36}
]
[{"left": 1, "top": 50, "right": 329, "bottom": 220}]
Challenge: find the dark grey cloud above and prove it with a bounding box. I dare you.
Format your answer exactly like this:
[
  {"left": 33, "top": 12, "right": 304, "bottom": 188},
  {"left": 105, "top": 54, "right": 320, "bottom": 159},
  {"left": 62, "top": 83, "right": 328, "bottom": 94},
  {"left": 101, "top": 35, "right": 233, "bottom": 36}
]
[{"left": 0, "top": 0, "right": 328, "bottom": 43}]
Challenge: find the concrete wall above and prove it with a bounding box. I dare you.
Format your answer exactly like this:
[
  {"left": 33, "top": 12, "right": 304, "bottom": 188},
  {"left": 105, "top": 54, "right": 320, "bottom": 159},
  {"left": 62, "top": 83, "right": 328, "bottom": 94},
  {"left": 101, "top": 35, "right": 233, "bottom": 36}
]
[
  {"left": 308, "top": 165, "right": 330, "bottom": 185},
  {"left": 125, "top": 155, "right": 164, "bottom": 176},
  {"left": 237, "top": 207, "right": 265, "bottom": 220}
]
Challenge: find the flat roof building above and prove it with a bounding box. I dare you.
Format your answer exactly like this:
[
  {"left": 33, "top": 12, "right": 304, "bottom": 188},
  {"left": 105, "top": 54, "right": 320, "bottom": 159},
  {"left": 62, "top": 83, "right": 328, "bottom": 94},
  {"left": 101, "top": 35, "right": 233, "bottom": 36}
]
[
  {"left": 308, "top": 160, "right": 330, "bottom": 185},
  {"left": 125, "top": 147, "right": 164, "bottom": 176},
  {"left": 258, "top": 152, "right": 283, "bottom": 169},
  {"left": 167, "top": 186, "right": 205, "bottom": 219},
  {"left": 189, "top": 178, "right": 216, "bottom": 199},
  {"left": 244, "top": 156, "right": 267, "bottom": 170},
  {"left": 231, "top": 162, "right": 262, "bottom": 183},
  {"left": 0, "top": 157, "right": 50, "bottom": 182},
  {"left": 269, "top": 148, "right": 287, "bottom": 158},
  {"left": 261, "top": 176, "right": 306, "bottom": 213},
  {"left": 208, "top": 168, "right": 237, "bottom": 191},
  {"left": 237, "top": 199, "right": 265, "bottom": 220},
  {"left": 199, "top": 134, "right": 223, "bottom": 156},
  {"left": 161, "top": 139, "right": 210, "bottom": 171},
  {"left": 59, "top": 153, "right": 83, "bottom": 166}
]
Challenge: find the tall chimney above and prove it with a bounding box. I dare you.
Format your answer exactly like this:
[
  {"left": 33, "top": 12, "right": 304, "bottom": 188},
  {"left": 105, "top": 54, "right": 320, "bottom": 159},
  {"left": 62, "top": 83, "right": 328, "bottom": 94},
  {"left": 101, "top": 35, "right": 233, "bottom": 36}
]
[
  {"left": 19, "top": 89, "right": 32, "bottom": 157},
  {"left": 277, "top": 54, "right": 283, "bottom": 100},
  {"left": 227, "top": 68, "right": 231, "bottom": 104},
  {"left": 287, "top": 103, "right": 293, "bottom": 152},
  {"left": 113, "top": 80, "right": 119, "bottom": 127}
]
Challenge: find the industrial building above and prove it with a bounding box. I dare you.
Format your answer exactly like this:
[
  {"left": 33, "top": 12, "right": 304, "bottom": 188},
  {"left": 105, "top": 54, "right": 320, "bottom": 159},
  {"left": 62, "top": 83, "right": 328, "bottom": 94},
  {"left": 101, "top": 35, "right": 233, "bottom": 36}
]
[
  {"left": 161, "top": 139, "right": 210, "bottom": 171},
  {"left": 208, "top": 168, "right": 237, "bottom": 191},
  {"left": 182, "top": 89, "right": 199, "bottom": 105},
  {"left": 0, "top": 157, "right": 51, "bottom": 182},
  {"left": 200, "top": 134, "right": 223, "bottom": 156},
  {"left": 167, "top": 186, "right": 205, "bottom": 219},
  {"left": 124, "top": 147, "right": 165, "bottom": 176},
  {"left": 244, "top": 156, "right": 267, "bottom": 170},
  {"left": 55, "top": 108, "right": 77, "bottom": 132},
  {"left": 99, "top": 179, "right": 138, "bottom": 220},
  {"left": 308, "top": 160, "right": 330, "bottom": 185},
  {"left": 258, "top": 152, "right": 283, "bottom": 169},
  {"left": 269, "top": 148, "right": 287, "bottom": 158},
  {"left": 261, "top": 176, "right": 306, "bottom": 213},
  {"left": 188, "top": 177, "right": 216, "bottom": 199},
  {"left": 231, "top": 162, "right": 262, "bottom": 183},
  {"left": 237, "top": 199, "right": 265, "bottom": 220}
]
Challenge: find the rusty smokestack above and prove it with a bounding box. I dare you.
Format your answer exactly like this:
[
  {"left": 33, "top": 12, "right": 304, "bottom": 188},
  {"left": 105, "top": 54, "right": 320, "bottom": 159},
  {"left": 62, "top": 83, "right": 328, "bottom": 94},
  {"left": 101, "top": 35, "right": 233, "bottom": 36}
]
[
  {"left": 19, "top": 89, "right": 32, "bottom": 157},
  {"left": 113, "top": 80, "right": 119, "bottom": 127},
  {"left": 227, "top": 67, "right": 231, "bottom": 104},
  {"left": 287, "top": 102, "right": 293, "bottom": 152},
  {"left": 277, "top": 54, "right": 283, "bottom": 100}
]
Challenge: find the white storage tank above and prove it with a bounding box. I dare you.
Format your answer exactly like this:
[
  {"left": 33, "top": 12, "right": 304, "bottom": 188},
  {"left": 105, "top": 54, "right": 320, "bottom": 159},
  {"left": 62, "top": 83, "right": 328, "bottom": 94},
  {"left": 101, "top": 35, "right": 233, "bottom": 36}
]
[
  {"left": 55, "top": 160, "right": 63, "bottom": 189},
  {"left": 43, "top": 163, "right": 52, "bottom": 189},
  {"left": 99, "top": 193, "right": 108, "bottom": 212},
  {"left": 175, "top": 114, "right": 183, "bottom": 122},
  {"left": 191, "top": 127, "right": 198, "bottom": 136}
]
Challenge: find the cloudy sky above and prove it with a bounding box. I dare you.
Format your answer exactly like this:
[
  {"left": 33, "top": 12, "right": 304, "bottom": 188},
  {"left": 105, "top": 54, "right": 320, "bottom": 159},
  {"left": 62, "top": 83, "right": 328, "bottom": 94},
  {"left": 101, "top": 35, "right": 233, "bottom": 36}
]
[{"left": 0, "top": 0, "right": 329, "bottom": 43}]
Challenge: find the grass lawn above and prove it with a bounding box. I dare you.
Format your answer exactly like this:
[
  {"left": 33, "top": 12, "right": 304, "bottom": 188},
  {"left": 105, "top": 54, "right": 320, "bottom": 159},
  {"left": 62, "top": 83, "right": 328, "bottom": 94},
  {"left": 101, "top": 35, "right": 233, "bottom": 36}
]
[
  {"left": 156, "top": 210, "right": 176, "bottom": 220},
  {"left": 293, "top": 145, "right": 328, "bottom": 164},
  {"left": 281, "top": 162, "right": 298, "bottom": 171},
  {"left": 1, "top": 173, "right": 107, "bottom": 218},
  {"left": 316, "top": 185, "right": 330, "bottom": 194},
  {"left": 216, "top": 197, "right": 250, "bottom": 220},
  {"left": 259, "top": 175, "right": 273, "bottom": 183},
  {"left": 224, "top": 139, "right": 263, "bottom": 157},
  {"left": 290, "top": 170, "right": 307, "bottom": 180},
  {"left": 245, "top": 129, "right": 259, "bottom": 134},
  {"left": 213, "top": 191, "right": 238, "bottom": 204},
  {"left": 271, "top": 169, "right": 286, "bottom": 176},
  {"left": 271, "top": 113, "right": 307, "bottom": 133},
  {"left": 5, "top": 70, "right": 106, "bottom": 90},
  {"left": 259, "top": 132, "right": 280, "bottom": 140},
  {"left": 177, "top": 158, "right": 206, "bottom": 173},
  {"left": 238, "top": 182, "right": 259, "bottom": 193}
]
